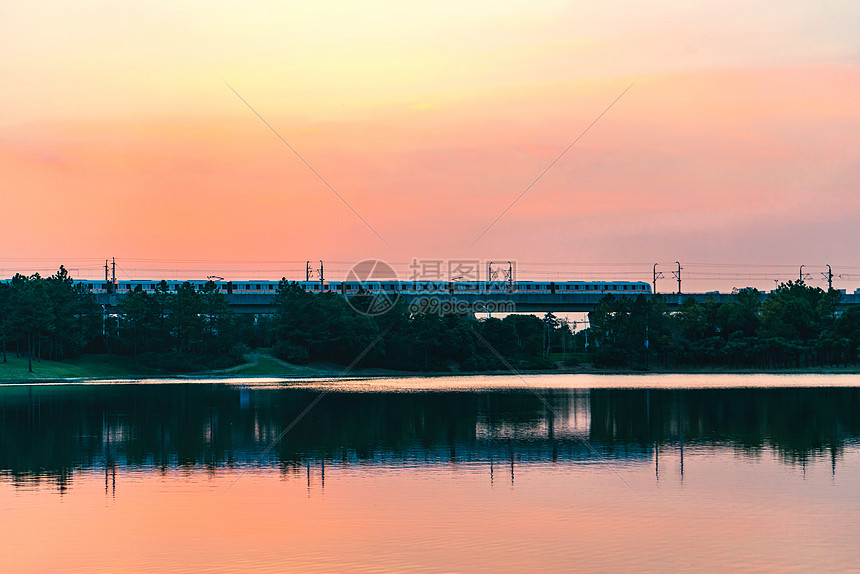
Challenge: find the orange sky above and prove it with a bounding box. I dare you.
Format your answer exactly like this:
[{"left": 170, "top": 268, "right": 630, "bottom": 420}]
[{"left": 2, "top": 1, "right": 859, "bottom": 290}]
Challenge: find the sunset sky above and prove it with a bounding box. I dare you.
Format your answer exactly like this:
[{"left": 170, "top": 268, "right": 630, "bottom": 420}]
[{"left": 2, "top": 1, "right": 859, "bottom": 290}]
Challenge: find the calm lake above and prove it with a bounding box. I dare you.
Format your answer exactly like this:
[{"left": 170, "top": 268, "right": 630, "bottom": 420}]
[{"left": 2, "top": 374, "right": 860, "bottom": 572}]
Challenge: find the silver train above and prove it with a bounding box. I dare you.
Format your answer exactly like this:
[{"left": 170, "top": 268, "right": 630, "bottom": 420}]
[{"left": 73, "top": 279, "right": 652, "bottom": 296}]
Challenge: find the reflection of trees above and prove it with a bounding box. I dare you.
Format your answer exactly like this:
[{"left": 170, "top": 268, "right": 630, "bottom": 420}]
[
  {"left": 588, "top": 388, "right": 860, "bottom": 464},
  {"left": 1, "top": 385, "right": 858, "bottom": 490}
]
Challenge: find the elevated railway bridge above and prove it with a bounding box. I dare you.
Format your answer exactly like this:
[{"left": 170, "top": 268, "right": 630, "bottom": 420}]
[{"left": 94, "top": 290, "right": 860, "bottom": 315}]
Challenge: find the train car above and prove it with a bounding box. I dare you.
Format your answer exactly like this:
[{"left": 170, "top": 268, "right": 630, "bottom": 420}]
[
  {"left": 299, "top": 281, "right": 336, "bottom": 293},
  {"left": 400, "top": 281, "right": 448, "bottom": 294},
  {"left": 552, "top": 281, "right": 652, "bottom": 293},
  {"left": 67, "top": 278, "right": 652, "bottom": 296},
  {"left": 450, "top": 281, "right": 482, "bottom": 293},
  {"left": 516, "top": 281, "right": 553, "bottom": 293}
]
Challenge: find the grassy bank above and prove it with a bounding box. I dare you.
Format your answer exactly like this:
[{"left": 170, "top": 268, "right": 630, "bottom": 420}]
[
  {"left": 0, "top": 350, "right": 363, "bottom": 382},
  {"left": 0, "top": 353, "right": 158, "bottom": 381}
]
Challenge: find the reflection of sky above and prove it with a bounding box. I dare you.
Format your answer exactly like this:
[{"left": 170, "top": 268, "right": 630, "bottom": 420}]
[
  {"left": 2, "top": 448, "right": 859, "bottom": 572},
  {"left": 219, "top": 373, "right": 860, "bottom": 390},
  {"left": 47, "top": 373, "right": 857, "bottom": 389}
]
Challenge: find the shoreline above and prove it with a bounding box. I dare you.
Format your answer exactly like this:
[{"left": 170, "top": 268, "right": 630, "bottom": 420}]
[{"left": 1, "top": 353, "right": 859, "bottom": 385}]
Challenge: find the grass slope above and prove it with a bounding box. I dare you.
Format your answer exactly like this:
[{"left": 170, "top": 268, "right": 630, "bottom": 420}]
[
  {"left": 0, "top": 353, "right": 155, "bottom": 381},
  {"left": 0, "top": 349, "right": 334, "bottom": 382}
]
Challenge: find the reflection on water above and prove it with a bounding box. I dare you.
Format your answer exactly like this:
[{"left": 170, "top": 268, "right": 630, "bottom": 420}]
[
  {"left": 2, "top": 382, "right": 859, "bottom": 489},
  {"left": 2, "top": 378, "right": 860, "bottom": 572}
]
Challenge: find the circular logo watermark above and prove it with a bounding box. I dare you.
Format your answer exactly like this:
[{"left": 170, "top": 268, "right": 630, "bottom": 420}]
[{"left": 344, "top": 259, "right": 401, "bottom": 316}]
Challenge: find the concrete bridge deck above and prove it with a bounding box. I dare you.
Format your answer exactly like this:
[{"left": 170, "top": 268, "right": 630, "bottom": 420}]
[{"left": 95, "top": 291, "right": 860, "bottom": 314}]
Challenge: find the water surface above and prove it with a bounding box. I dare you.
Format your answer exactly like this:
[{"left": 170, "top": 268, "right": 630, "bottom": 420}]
[{"left": 2, "top": 374, "right": 859, "bottom": 572}]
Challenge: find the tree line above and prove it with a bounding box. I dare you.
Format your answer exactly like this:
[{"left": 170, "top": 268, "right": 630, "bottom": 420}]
[
  {"left": 588, "top": 282, "right": 860, "bottom": 368},
  {"left": 2, "top": 268, "right": 860, "bottom": 373},
  {"left": 270, "top": 280, "right": 573, "bottom": 371},
  {"left": 0, "top": 267, "right": 250, "bottom": 372},
  {"left": 0, "top": 267, "right": 101, "bottom": 371}
]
